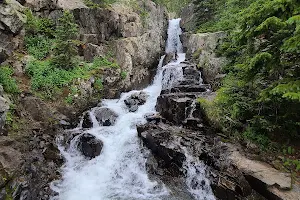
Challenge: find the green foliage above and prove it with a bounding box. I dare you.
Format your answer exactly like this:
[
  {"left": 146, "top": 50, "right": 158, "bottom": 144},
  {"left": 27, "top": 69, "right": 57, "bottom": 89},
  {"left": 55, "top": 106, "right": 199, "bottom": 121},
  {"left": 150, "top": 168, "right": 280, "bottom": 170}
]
[
  {"left": 208, "top": 0, "right": 300, "bottom": 140},
  {"left": 51, "top": 11, "right": 79, "bottom": 69},
  {"left": 26, "top": 56, "right": 117, "bottom": 99},
  {"left": 94, "top": 78, "right": 103, "bottom": 90},
  {"left": 92, "top": 56, "right": 119, "bottom": 68},
  {"left": 24, "top": 9, "right": 55, "bottom": 36},
  {"left": 0, "top": 66, "right": 19, "bottom": 94},
  {"left": 196, "top": 0, "right": 255, "bottom": 33},
  {"left": 197, "top": 0, "right": 300, "bottom": 144},
  {"left": 65, "top": 86, "right": 79, "bottom": 104},
  {"left": 83, "top": 0, "right": 117, "bottom": 8},
  {"left": 152, "top": 0, "right": 191, "bottom": 15},
  {"left": 120, "top": 71, "right": 127, "bottom": 79},
  {"left": 24, "top": 35, "right": 54, "bottom": 59}
]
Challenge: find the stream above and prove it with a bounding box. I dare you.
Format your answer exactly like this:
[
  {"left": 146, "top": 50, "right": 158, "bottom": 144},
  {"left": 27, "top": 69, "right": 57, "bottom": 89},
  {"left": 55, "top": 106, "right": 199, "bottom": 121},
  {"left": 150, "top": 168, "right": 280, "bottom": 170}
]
[{"left": 51, "top": 19, "right": 215, "bottom": 200}]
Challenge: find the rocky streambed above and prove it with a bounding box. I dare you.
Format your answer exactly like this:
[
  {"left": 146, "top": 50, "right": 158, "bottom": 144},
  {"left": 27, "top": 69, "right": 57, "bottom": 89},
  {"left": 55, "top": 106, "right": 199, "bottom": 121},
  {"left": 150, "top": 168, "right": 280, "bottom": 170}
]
[{"left": 50, "top": 18, "right": 299, "bottom": 200}]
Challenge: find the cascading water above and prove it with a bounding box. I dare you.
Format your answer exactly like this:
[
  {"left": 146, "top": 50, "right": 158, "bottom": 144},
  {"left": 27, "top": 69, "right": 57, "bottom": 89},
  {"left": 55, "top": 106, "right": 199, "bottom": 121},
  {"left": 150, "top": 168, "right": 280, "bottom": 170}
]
[{"left": 51, "top": 19, "right": 215, "bottom": 200}]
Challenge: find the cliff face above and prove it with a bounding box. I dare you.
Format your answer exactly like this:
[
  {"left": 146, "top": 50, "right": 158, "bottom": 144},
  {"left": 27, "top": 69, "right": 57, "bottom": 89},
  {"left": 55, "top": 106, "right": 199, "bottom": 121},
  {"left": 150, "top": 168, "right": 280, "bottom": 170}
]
[
  {"left": 0, "top": 0, "right": 168, "bottom": 199},
  {"left": 73, "top": 0, "right": 168, "bottom": 96}
]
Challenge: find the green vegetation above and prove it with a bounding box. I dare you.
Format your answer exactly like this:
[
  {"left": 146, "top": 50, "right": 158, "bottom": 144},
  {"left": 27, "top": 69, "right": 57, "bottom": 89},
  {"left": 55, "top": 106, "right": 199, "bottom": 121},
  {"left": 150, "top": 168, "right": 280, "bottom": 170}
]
[
  {"left": 196, "top": 0, "right": 300, "bottom": 147},
  {"left": 0, "top": 66, "right": 19, "bottom": 94},
  {"left": 83, "top": 0, "right": 117, "bottom": 8},
  {"left": 51, "top": 11, "right": 79, "bottom": 70},
  {"left": 152, "top": 0, "right": 191, "bottom": 14},
  {"left": 121, "top": 71, "right": 127, "bottom": 79},
  {"left": 196, "top": 0, "right": 255, "bottom": 33},
  {"left": 26, "top": 57, "right": 113, "bottom": 100},
  {"left": 23, "top": 10, "right": 118, "bottom": 101},
  {"left": 24, "top": 36, "right": 54, "bottom": 60}
]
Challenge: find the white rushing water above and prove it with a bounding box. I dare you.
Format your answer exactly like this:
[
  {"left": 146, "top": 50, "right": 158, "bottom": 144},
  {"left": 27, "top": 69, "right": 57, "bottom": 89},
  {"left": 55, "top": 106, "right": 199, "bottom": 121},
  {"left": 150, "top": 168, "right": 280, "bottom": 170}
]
[{"left": 51, "top": 19, "right": 215, "bottom": 200}]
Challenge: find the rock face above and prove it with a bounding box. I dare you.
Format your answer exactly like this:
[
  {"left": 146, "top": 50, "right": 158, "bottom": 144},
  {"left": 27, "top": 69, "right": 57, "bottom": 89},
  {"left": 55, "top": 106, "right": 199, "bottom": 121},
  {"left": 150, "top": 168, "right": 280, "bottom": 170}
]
[
  {"left": 0, "top": 0, "right": 25, "bottom": 64},
  {"left": 124, "top": 91, "right": 148, "bottom": 112},
  {"left": 77, "top": 133, "right": 103, "bottom": 159},
  {"left": 181, "top": 32, "right": 227, "bottom": 89},
  {"left": 93, "top": 107, "right": 118, "bottom": 126},
  {"left": 73, "top": 0, "right": 168, "bottom": 94}
]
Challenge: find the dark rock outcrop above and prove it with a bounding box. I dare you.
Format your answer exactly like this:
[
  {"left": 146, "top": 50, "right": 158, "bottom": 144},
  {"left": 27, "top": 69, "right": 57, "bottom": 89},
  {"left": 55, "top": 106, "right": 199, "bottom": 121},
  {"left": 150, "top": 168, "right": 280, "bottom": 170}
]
[
  {"left": 124, "top": 91, "right": 148, "bottom": 112},
  {"left": 137, "top": 123, "right": 257, "bottom": 199},
  {"left": 93, "top": 107, "right": 118, "bottom": 126},
  {"left": 82, "top": 111, "right": 93, "bottom": 128},
  {"left": 77, "top": 133, "right": 103, "bottom": 159}
]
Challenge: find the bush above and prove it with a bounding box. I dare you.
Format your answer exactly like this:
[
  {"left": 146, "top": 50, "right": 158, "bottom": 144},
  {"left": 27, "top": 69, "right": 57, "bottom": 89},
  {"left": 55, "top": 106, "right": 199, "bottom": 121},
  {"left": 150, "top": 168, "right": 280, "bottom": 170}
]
[
  {"left": 24, "top": 35, "right": 54, "bottom": 59},
  {"left": 51, "top": 11, "right": 79, "bottom": 69},
  {"left": 0, "top": 66, "right": 19, "bottom": 94},
  {"left": 24, "top": 9, "right": 55, "bottom": 37}
]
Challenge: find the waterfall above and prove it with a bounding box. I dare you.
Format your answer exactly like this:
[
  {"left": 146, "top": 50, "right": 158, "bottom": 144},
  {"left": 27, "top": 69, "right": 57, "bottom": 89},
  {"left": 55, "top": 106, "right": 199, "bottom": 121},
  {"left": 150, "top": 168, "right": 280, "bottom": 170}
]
[
  {"left": 51, "top": 19, "right": 215, "bottom": 200},
  {"left": 165, "top": 18, "right": 183, "bottom": 54}
]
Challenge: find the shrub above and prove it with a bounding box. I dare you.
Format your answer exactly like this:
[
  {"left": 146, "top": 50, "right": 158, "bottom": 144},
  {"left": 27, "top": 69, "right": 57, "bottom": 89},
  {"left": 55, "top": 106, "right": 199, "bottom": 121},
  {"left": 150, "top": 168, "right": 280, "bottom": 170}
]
[
  {"left": 51, "top": 11, "right": 79, "bottom": 70},
  {"left": 24, "top": 35, "right": 54, "bottom": 59},
  {"left": 0, "top": 66, "right": 19, "bottom": 94},
  {"left": 24, "top": 9, "right": 55, "bottom": 37}
]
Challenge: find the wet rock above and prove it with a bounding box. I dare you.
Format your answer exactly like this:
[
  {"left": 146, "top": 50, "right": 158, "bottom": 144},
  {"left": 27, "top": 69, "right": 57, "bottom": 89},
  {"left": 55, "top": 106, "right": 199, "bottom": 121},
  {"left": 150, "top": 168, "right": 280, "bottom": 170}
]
[
  {"left": 94, "top": 107, "right": 118, "bottom": 126},
  {"left": 42, "top": 143, "right": 62, "bottom": 163},
  {"left": 137, "top": 123, "right": 257, "bottom": 199},
  {"left": 156, "top": 95, "right": 193, "bottom": 124},
  {"left": 138, "top": 124, "right": 185, "bottom": 177},
  {"left": 170, "top": 85, "right": 208, "bottom": 93},
  {"left": 124, "top": 91, "right": 148, "bottom": 112},
  {"left": 77, "top": 133, "right": 103, "bottom": 159},
  {"left": 82, "top": 111, "right": 93, "bottom": 128},
  {"left": 145, "top": 113, "right": 166, "bottom": 124},
  {"left": 163, "top": 53, "right": 176, "bottom": 66}
]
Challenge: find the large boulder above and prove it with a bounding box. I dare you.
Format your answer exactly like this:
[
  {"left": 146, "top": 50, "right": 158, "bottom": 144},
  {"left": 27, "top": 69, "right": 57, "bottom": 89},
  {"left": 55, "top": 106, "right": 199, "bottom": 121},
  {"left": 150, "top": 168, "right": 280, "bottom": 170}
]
[
  {"left": 124, "top": 91, "right": 148, "bottom": 112},
  {"left": 93, "top": 107, "right": 118, "bottom": 126},
  {"left": 77, "top": 133, "right": 103, "bottom": 159},
  {"left": 229, "top": 150, "right": 300, "bottom": 200}
]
